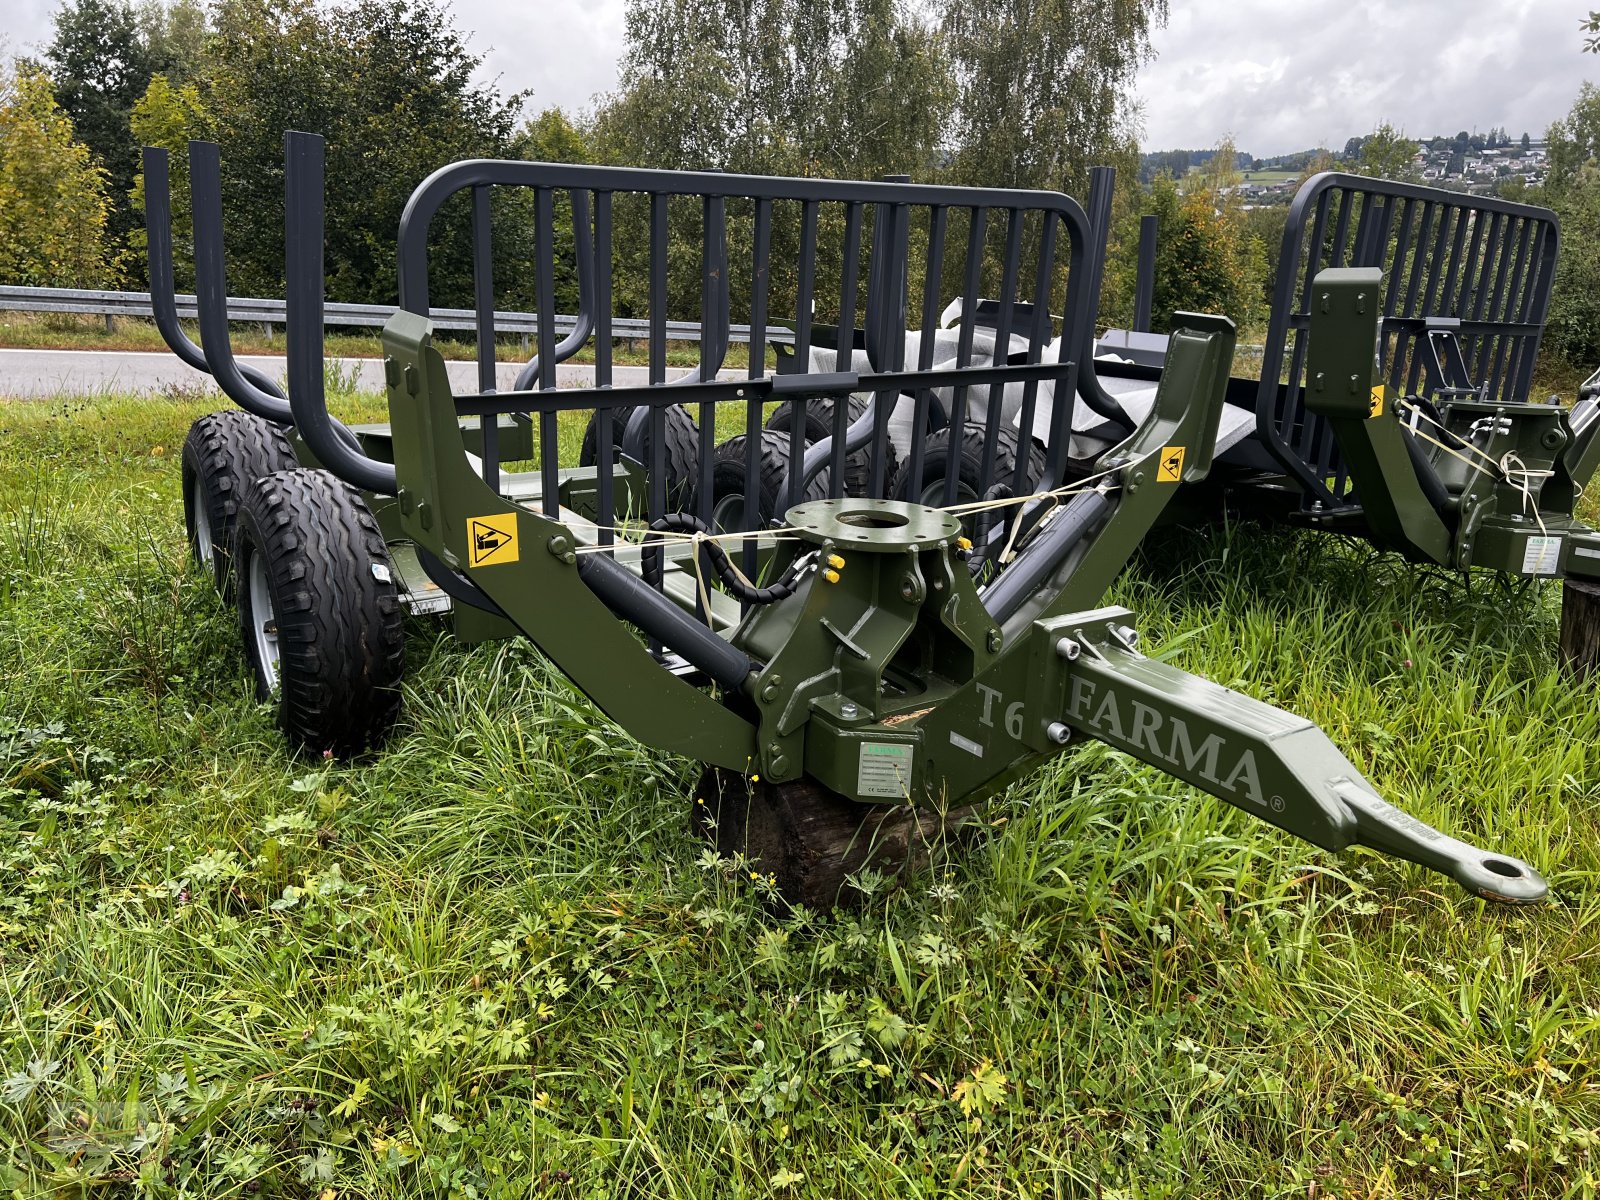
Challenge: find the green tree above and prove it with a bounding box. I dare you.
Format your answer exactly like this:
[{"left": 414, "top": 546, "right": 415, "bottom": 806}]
[
  {"left": 519, "top": 108, "right": 593, "bottom": 165},
  {"left": 199, "top": 0, "right": 521, "bottom": 305},
  {"left": 1546, "top": 83, "right": 1600, "bottom": 191},
  {"left": 939, "top": 0, "right": 1167, "bottom": 195},
  {"left": 137, "top": 0, "right": 208, "bottom": 82},
  {"left": 594, "top": 0, "right": 955, "bottom": 323},
  {"left": 1353, "top": 123, "right": 1420, "bottom": 182},
  {"left": 598, "top": 0, "right": 951, "bottom": 180},
  {"left": 1540, "top": 85, "right": 1600, "bottom": 367},
  {"left": 0, "top": 64, "right": 122, "bottom": 286},
  {"left": 40, "top": 0, "right": 169, "bottom": 272},
  {"left": 128, "top": 72, "right": 207, "bottom": 283},
  {"left": 1102, "top": 140, "right": 1267, "bottom": 335}
]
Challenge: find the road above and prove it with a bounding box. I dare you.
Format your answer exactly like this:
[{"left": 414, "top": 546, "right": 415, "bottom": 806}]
[{"left": 0, "top": 347, "right": 731, "bottom": 399}]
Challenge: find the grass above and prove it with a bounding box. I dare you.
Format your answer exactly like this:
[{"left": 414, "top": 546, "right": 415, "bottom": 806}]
[{"left": 0, "top": 389, "right": 1599, "bottom": 1198}]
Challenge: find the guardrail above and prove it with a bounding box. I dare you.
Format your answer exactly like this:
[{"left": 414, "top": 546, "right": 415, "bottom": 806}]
[{"left": 0, "top": 285, "right": 796, "bottom": 348}]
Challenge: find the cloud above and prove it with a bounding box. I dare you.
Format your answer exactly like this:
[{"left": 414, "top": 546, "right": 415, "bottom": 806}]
[
  {"left": 1135, "top": 0, "right": 1599, "bottom": 157},
  {"left": 4, "top": 0, "right": 64, "bottom": 60},
  {"left": 7, "top": 0, "right": 1592, "bottom": 154},
  {"left": 454, "top": 0, "right": 626, "bottom": 115}
]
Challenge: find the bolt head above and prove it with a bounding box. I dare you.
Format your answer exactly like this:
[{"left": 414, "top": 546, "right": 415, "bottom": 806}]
[
  {"left": 1055, "top": 637, "right": 1080, "bottom": 661},
  {"left": 840, "top": 701, "right": 859, "bottom": 719},
  {"left": 986, "top": 629, "right": 1003, "bottom": 654},
  {"left": 1047, "top": 722, "right": 1071, "bottom": 745}
]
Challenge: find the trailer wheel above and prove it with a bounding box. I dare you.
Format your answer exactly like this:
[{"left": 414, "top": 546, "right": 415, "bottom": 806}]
[
  {"left": 689, "top": 430, "right": 831, "bottom": 533},
  {"left": 182, "top": 410, "right": 299, "bottom": 594},
  {"left": 693, "top": 767, "right": 977, "bottom": 910},
  {"left": 233, "top": 469, "right": 405, "bottom": 757},
  {"left": 890, "top": 424, "right": 1046, "bottom": 509},
  {"left": 764, "top": 396, "right": 897, "bottom": 497},
  {"left": 889, "top": 424, "right": 1047, "bottom": 550},
  {"left": 578, "top": 403, "right": 701, "bottom": 511}
]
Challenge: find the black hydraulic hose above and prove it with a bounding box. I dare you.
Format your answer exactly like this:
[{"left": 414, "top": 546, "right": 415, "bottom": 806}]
[
  {"left": 575, "top": 551, "right": 755, "bottom": 689},
  {"left": 980, "top": 489, "right": 1113, "bottom": 625},
  {"left": 640, "top": 513, "right": 806, "bottom": 604},
  {"left": 968, "top": 481, "right": 1012, "bottom": 577}
]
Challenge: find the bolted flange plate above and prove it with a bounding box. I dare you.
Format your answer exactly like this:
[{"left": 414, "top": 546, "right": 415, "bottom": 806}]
[{"left": 785, "top": 498, "right": 962, "bottom": 554}]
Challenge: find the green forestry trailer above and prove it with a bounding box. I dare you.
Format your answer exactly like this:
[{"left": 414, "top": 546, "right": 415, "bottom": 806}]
[{"left": 153, "top": 134, "right": 1547, "bottom": 909}]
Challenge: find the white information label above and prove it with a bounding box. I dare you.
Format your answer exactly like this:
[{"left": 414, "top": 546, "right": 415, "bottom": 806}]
[
  {"left": 1522, "top": 535, "right": 1563, "bottom": 576},
  {"left": 949, "top": 731, "right": 985, "bottom": 758},
  {"left": 857, "top": 742, "right": 914, "bottom": 799}
]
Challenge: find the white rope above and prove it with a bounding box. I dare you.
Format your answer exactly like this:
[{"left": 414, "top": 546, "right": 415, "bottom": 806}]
[
  {"left": 1498, "top": 450, "right": 1555, "bottom": 540},
  {"left": 1396, "top": 398, "right": 1504, "bottom": 483}
]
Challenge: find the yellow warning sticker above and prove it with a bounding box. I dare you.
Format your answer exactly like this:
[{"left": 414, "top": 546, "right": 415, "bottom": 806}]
[
  {"left": 466, "top": 513, "right": 519, "bottom": 568},
  {"left": 1157, "top": 445, "right": 1185, "bottom": 483},
  {"left": 1369, "top": 385, "right": 1384, "bottom": 418}
]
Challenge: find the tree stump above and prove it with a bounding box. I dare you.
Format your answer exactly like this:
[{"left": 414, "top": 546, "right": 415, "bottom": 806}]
[
  {"left": 1560, "top": 577, "right": 1600, "bottom": 681},
  {"left": 693, "top": 767, "right": 978, "bottom": 910}
]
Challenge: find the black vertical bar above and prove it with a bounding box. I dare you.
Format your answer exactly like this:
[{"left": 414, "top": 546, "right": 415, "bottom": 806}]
[
  {"left": 534, "top": 186, "right": 559, "bottom": 517},
  {"left": 1487, "top": 217, "right": 1533, "bottom": 398},
  {"left": 830, "top": 203, "right": 863, "bottom": 497},
  {"left": 1399, "top": 201, "right": 1432, "bottom": 316},
  {"left": 1444, "top": 204, "right": 1478, "bottom": 316},
  {"left": 1464, "top": 211, "right": 1501, "bottom": 321},
  {"left": 788, "top": 201, "right": 818, "bottom": 508},
  {"left": 472, "top": 185, "right": 500, "bottom": 490},
  {"left": 978, "top": 208, "right": 1023, "bottom": 498},
  {"left": 648, "top": 192, "right": 668, "bottom": 529},
  {"left": 1505, "top": 221, "right": 1552, "bottom": 402},
  {"left": 1420, "top": 205, "right": 1456, "bottom": 315},
  {"left": 1014, "top": 211, "right": 1056, "bottom": 493},
  {"left": 868, "top": 187, "right": 910, "bottom": 499},
  {"left": 905, "top": 205, "right": 946, "bottom": 503},
  {"left": 945, "top": 206, "right": 987, "bottom": 505},
  {"left": 594, "top": 190, "right": 614, "bottom": 548},
  {"left": 1133, "top": 214, "right": 1158, "bottom": 332},
  {"left": 1405, "top": 207, "right": 1454, "bottom": 397},
  {"left": 1264, "top": 187, "right": 1330, "bottom": 452},
  {"left": 696, "top": 194, "right": 726, "bottom": 531},
  {"left": 744, "top": 198, "right": 771, "bottom": 584},
  {"left": 1328, "top": 189, "right": 1356, "bottom": 271},
  {"left": 1380, "top": 198, "right": 1415, "bottom": 390},
  {"left": 1464, "top": 212, "right": 1506, "bottom": 384}
]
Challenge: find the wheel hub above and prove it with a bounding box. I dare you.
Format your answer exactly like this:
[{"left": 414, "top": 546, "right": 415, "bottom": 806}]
[{"left": 247, "top": 550, "right": 282, "bottom": 690}]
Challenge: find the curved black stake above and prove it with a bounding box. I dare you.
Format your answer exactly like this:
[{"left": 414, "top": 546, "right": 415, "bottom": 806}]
[
  {"left": 141, "top": 146, "right": 293, "bottom": 415},
  {"left": 282, "top": 131, "right": 398, "bottom": 495},
  {"left": 187, "top": 141, "right": 300, "bottom": 425}
]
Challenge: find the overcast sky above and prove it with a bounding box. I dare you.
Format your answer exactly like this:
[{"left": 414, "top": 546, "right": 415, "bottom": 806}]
[{"left": 4, "top": 0, "right": 1597, "bottom": 157}]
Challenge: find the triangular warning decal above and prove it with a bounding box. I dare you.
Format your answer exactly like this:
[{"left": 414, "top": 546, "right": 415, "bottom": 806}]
[
  {"left": 466, "top": 513, "right": 519, "bottom": 567},
  {"left": 1157, "top": 445, "right": 1185, "bottom": 483}
]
